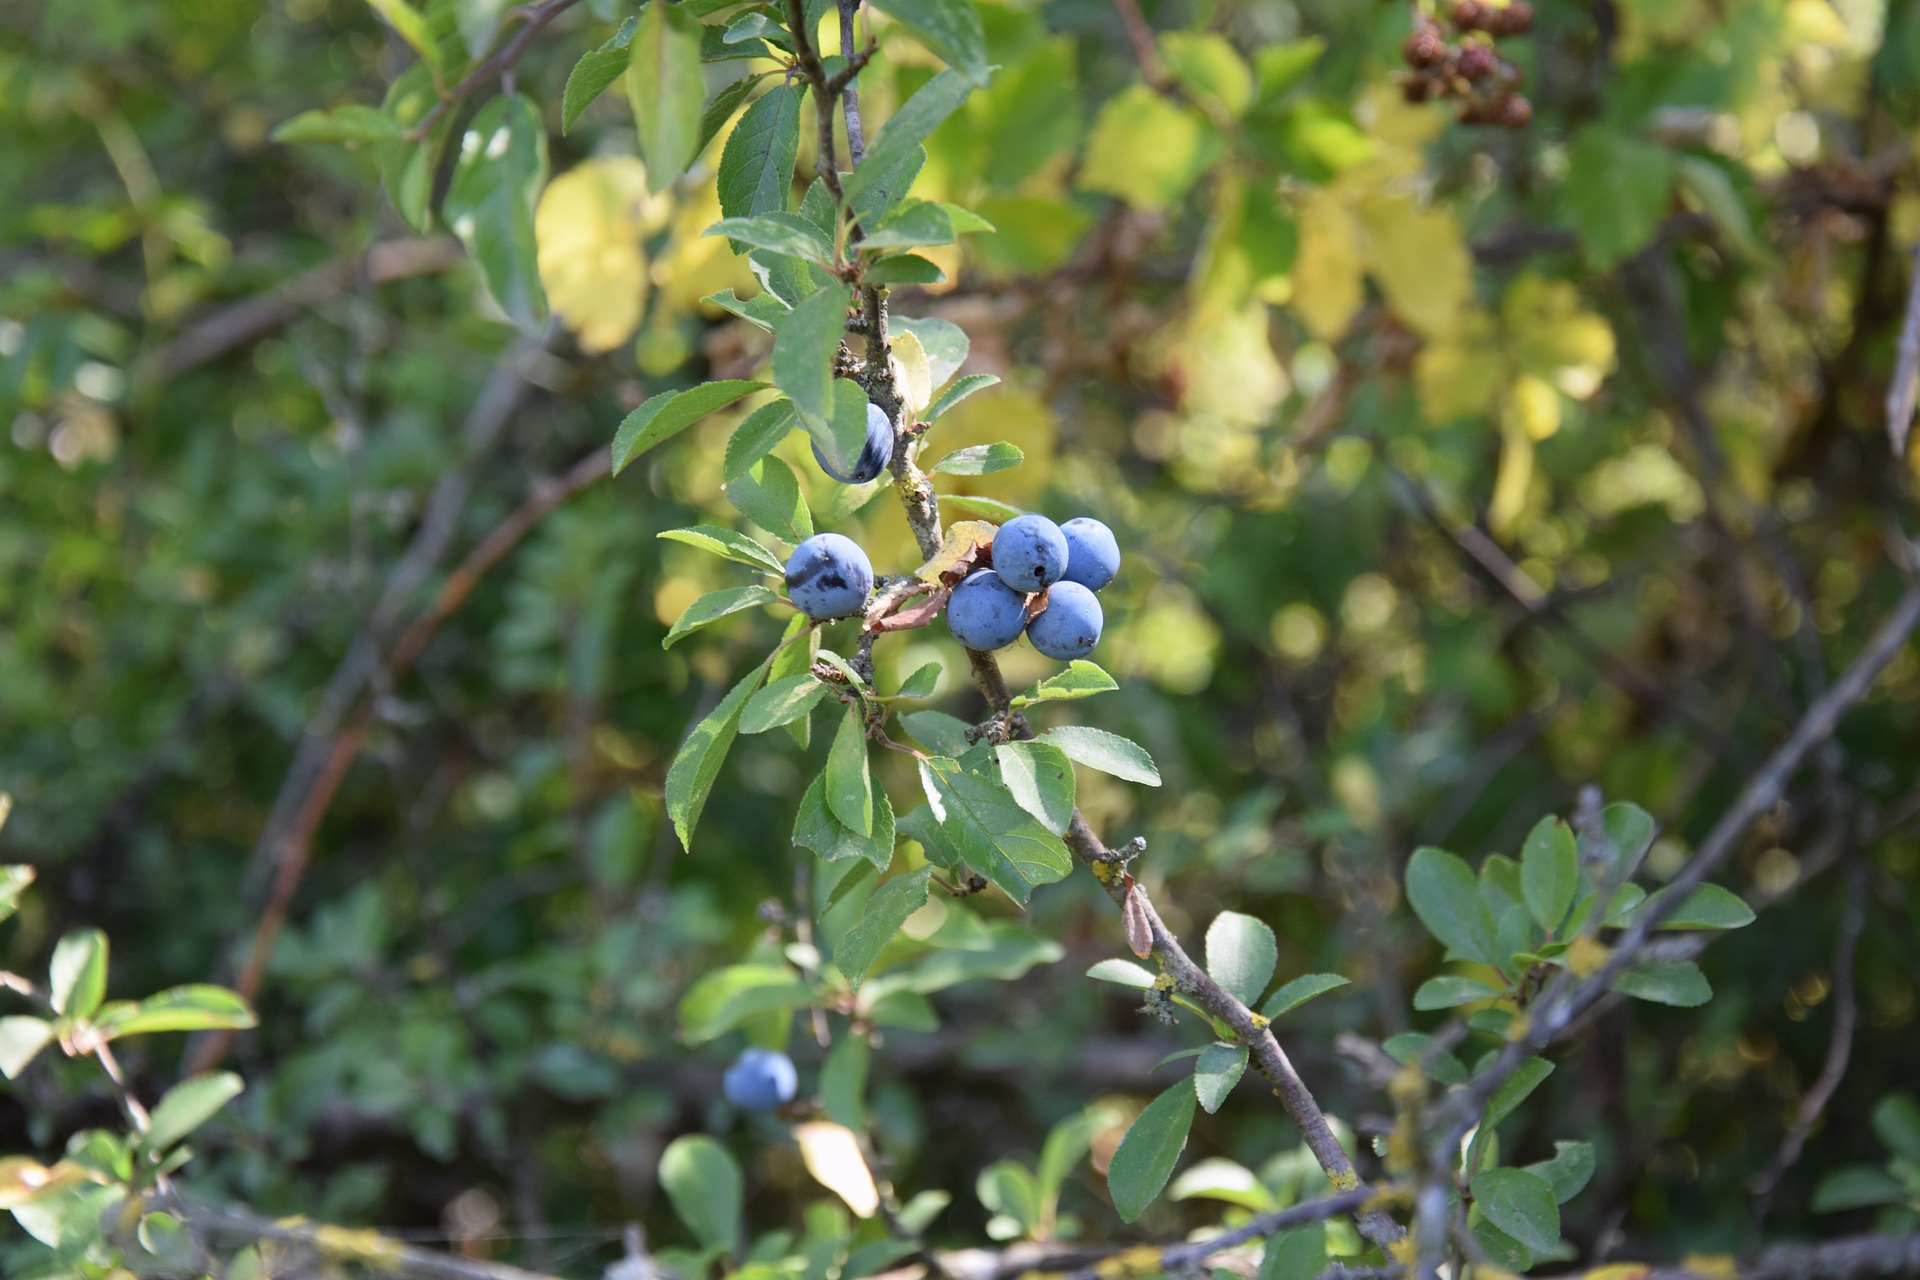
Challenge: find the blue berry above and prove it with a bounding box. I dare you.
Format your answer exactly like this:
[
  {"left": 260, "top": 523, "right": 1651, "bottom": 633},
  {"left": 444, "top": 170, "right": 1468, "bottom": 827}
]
[
  {"left": 946, "top": 570, "right": 1028, "bottom": 651},
  {"left": 1059, "top": 517, "right": 1120, "bottom": 592},
  {"left": 993, "top": 514, "right": 1069, "bottom": 593},
  {"left": 785, "top": 533, "right": 873, "bottom": 620},
  {"left": 1027, "top": 582, "right": 1103, "bottom": 660},
  {"left": 812, "top": 403, "right": 894, "bottom": 484},
  {"left": 723, "top": 1047, "right": 798, "bottom": 1111}
]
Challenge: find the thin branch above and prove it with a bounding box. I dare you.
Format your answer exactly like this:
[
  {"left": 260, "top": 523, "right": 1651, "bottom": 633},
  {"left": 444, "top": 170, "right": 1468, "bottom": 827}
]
[
  {"left": 188, "top": 448, "right": 611, "bottom": 1072},
  {"left": 407, "top": 0, "right": 583, "bottom": 141},
  {"left": 189, "top": 1202, "right": 564, "bottom": 1280}
]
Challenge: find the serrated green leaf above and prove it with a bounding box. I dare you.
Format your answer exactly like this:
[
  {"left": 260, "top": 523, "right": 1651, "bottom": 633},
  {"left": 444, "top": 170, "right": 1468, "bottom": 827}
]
[
  {"left": 1106, "top": 1082, "right": 1197, "bottom": 1222},
  {"left": 894, "top": 662, "right": 941, "bottom": 700},
  {"left": 1013, "top": 660, "right": 1117, "bottom": 707},
  {"left": 272, "top": 104, "right": 402, "bottom": 144},
  {"left": 930, "top": 442, "right": 1023, "bottom": 475},
  {"left": 1205, "top": 911, "right": 1276, "bottom": 1006},
  {"left": 612, "top": 380, "right": 769, "bottom": 475},
  {"left": 860, "top": 200, "right": 955, "bottom": 252},
  {"left": 1611, "top": 961, "right": 1711, "bottom": 1007},
  {"left": 1521, "top": 816, "right": 1577, "bottom": 933},
  {"left": 993, "top": 741, "right": 1075, "bottom": 835},
  {"left": 718, "top": 83, "right": 802, "bottom": 219},
  {"left": 900, "top": 710, "right": 972, "bottom": 757},
  {"left": 660, "top": 1136, "right": 744, "bottom": 1251},
  {"left": 827, "top": 707, "right": 874, "bottom": 836},
  {"left": 1523, "top": 1141, "right": 1595, "bottom": 1204},
  {"left": 1412, "top": 974, "right": 1502, "bottom": 1011},
  {"left": 847, "top": 71, "right": 974, "bottom": 203},
  {"left": 1259, "top": 1225, "right": 1326, "bottom": 1280},
  {"left": 723, "top": 398, "right": 798, "bottom": 480},
  {"left": 837, "top": 867, "right": 933, "bottom": 988},
  {"left": 562, "top": 14, "right": 638, "bottom": 132},
  {"left": 94, "top": 986, "right": 256, "bottom": 1039},
  {"left": 794, "top": 774, "right": 896, "bottom": 869},
  {"left": 926, "top": 373, "right": 1000, "bottom": 420},
  {"left": 146, "top": 1073, "right": 244, "bottom": 1151},
  {"left": 939, "top": 492, "right": 1021, "bottom": 521},
  {"left": 865, "top": 253, "right": 945, "bottom": 285},
  {"left": 707, "top": 286, "right": 791, "bottom": 333},
  {"left": 445, "top": 95, "right": 548, "bottom": 329},
  {"left": 1484, "top": 1057, "right": 1553, "bottom": 1130},
  {"left": 663, "top": 586, "right": 781, "bottom": 649},
  {"left": 742, "top": 674, "right": 828, "bottom": 734},
  {"left": 680, "top": 964, "right": 813, "bottom": 1043},
  {"left": 727, "top": 454, "right": 814, "bottom": 543},
  {"left": 1040, "top": 725, "right": 1160, "bottom": 786},
  {"left": 1087, "top": 958, "right": 1156, "bottom": 988},
  {"left": 50, "top": 929, "right": 107, "bottom": 1019},
  {"left": 666, "top": 660, "right": 769, "bottom": 851},
  {"left": 710, "top": 212, "right": 836, "bottom": 265},
  {"left": 1471, "top": 1167, "right": 1559, "bottom": 1254},
  {"left": 1405, "top": 847, "right": 1498, "bottom": 965},
  {"left": 1260, "top": 972, "right": 1348, "bottom": 1019},
  {"left": 696, "top": 74, "right": 766, "bottom": 156},
  {"left": 921, "top": 756, "right": 1072, "bottom": 906},
  {"left": 658, "top": 525, "right": 787, "bottom": 575},
  {"left": 773, "top": 284, "right": 854, "bottom": 439},
  {"left": 1193, "top": 1042, "right": 1247, "bottom": 1114},
  {"left": 867, "top": 0, "right": 989, "bottom": 85},
  {"left": 627, "top": 0, "right": 707, "bottom": 190}
]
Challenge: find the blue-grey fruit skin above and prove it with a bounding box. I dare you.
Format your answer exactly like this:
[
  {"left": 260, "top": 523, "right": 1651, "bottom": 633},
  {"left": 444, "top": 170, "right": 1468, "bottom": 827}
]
[
  {"left": 812, "top": 403, "right": 894, "bottom": 484},
  {"left": 1027, "top": 581, "right": 1103, "bottom": 660},
  {"left": 993, "top": 514, "right": 1069, "bottom": 593},
  {"left": 946, "top": 570, "right": 1028, "bottom": 651},
  {"left": 723, "top": 1048, "right": 797, "bottom": 1111},
  {"left": 1059, "top": 517, "right": 1120, "bottom": 591},
  {"left": 785, "top": 533, "right": 873, "bottom": 619}
]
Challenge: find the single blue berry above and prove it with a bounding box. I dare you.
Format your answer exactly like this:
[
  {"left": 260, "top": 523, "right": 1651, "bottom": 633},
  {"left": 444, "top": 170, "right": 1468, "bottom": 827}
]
[
  {"left": 1059, "top": 517, "right": 1120, "bottom": 592},
  {"left": 812, "top": 403, "right": 894, "bottom": 484},
  {"left": 993, "top": 514, "right": 1069, "bottom": 593},
  {"left": 785, "top": 533, "right": 874, "bottom": 620},
  {"left": 723, "top": 1047, "right": 798, "bottom": 1111},
  {"left": 946, "top": 569, "right": 1028, "bottom": 651},
  {"left": 1027, "top": 581, "right": 1103, "bottom": 660}
]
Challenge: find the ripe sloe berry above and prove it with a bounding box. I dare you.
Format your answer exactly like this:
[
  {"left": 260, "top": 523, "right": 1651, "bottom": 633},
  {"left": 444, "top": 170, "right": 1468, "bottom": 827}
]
[
  {"left": 723, "top": 1048, "right": 797, "bottom": 1111},
  {"left": 1027, "top": 582, "right": 1103, "bottom": 661},
  {"left": 946, "top": 570, "right": 1027, "bottom": 652},
  {"left": 993, "top": 514, "right": 1069, "bottom": 593},
  {"left": 1059, "top": 518, "right": 1121, "bottom": 592},
  {"left": 785, "top": 533, "right": 873, "bottom": 620}
]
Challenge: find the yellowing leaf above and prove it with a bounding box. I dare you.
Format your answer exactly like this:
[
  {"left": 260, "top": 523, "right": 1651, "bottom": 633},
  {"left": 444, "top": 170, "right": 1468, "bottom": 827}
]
[
  {"left": 917, "top": 520, "right": 998, "bottom": 582},
  {"left": 536, "top": 157, "right": 660, "bottom": 354},
  {"left": 1504, "top": 274, "right": 1616, "bottom": 400},
  {"left": 893, "top": 328, "right": 934, "bottom": 415},
  {"left": 794, "top": 1122, "right": 880, "bottom": 1217},
  {"left": 1141, "top": 302, "right": 1288, "bottom": 426},
  {"left": 1292, "top": 191, "right": 1365, "bottom": 341},
  {"left": 1415, "top": 310, "right": 1505, "bottom": 423},
  {"left": 1159, "top": 32, "right": 1253, "bottom": 119},
  {"left": 1489, "top": 420, "right": 1535, "bottom": 539},
  {"left": 1358, "top": 82, "right": 1447, "bottom": 150},
  {"left": 1505, "top": 374, "right": 1562, "bottom": 442},
  {"left": 1078, "top": 84, "right": 1218, "bottom": 212},
  {"left": 1357, "top": 193, "right": 1471, "bottom": 340}
]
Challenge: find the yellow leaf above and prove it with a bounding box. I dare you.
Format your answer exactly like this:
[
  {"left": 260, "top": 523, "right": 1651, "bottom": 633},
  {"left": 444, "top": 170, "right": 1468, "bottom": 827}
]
[
  {"left": 1415, "top": 310, "right": 1504, "bottom": 423},
  {"left": 1292, "top": 191, "right": 1365, "bottom": 341},
  {"left": 535, "top": 158, "right": 656, "bottom": 354},
  {"left": 1356, "top": 193, "right": 1471, "bottom": 339},
  {"left": 1142, "top": 302, "right": 1288, "bottom": 426},
  {"left": 1077, "top": 84, "right": 1218, "bottom": 212},
  {"left": 1488, "top": 419, "right": 1534, "bottom": 539},
  {"left": 917, "top": 520, "right": 998, "bottom": 583},
  {"left": 892, "top": 329, "right": 933, "bottom": 416},
  {"left": 793, "top": 1121, "right": 880, "bottom": 1217},
  {"left": 1158, "top": 32, "right": 1253, "bottom": 119},
  {"left": 1358, "top": 82, "right": 1446, "bottom": 150},
  {"left": 1505, "top": 373, "right": 1562, "bottom": 441},
  {"left": 1503, "top": 274, "right": 1616, "bottom": 400},
  {"left": 1681, "top": 1257, "right": 1736, "bottom": 1280},
  {"left": 657, "top": 178, "right": 756, "bottom": 315}
]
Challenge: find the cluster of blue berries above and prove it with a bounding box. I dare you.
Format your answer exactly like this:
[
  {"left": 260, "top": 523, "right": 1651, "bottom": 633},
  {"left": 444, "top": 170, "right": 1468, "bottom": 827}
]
[
  {"left": 723, "top": 1047, "right": 798, "bottom": 1111},
  {"left": 948, "top": 514, "right": 1118, "bottom": 660}
]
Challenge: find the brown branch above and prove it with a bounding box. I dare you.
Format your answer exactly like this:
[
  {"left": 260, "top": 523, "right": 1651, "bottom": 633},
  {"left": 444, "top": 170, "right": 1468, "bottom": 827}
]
[
  {"left": 407, "top": 0, "right": 583, "bottom": 141},
  {"left": 187, "top": 449, "right": 610, "bottom": 1073},
  {"left": 189, "top": 1201, "right": 563, "bottom": 1280}
]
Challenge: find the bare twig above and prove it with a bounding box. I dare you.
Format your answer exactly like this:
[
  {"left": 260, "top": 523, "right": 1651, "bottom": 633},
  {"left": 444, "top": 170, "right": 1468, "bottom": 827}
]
[
  {"left": 189, "top": 1201, "right": 563, "bottom": 1280},
  {"left": 407, "top": 0, "right": 584, "bottom": 141}
]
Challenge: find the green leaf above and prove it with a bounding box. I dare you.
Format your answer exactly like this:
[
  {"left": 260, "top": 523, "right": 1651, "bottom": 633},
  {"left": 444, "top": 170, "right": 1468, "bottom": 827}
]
[
  {"left": 899, "top": 710, "right": 973, "bottom": 757},
  {"left": 658, "top": 525, "right": 787, "bottom": 576},
  {"left": 866, "top": 0, "right": 989, "bottom": 85},
  {"left": 680, "top": 964, "right": 813, "bottom": 1043},
  {"left": 939, "top": 202, "right": 996, "bottom": 234},
  {"left": 836, "top": 867, "right": 934, "bottom": 988},
  {"left": 1642, "top": 882, "right": 1756, "bottom": 931},
  {"left": 1087, "top": 958, "right": 1156, "bottom": 989},
  {"left": 1611, "top": 961, "right": 1712, "bottom": 1007},
  {"left": 860, "top": 201, "right": 955, "bottom": 251},
  {"left": 366, "top": 0, "right": 439, "bottom": 71},
  {"left": 94, "top": 986, "right": 256, "bottom": 1039},
  {"left": 1013, "top": 660, "right": 1117, "bottom": 707},
  {"left": 773, "top": 284, "right": 855, "bottom": 441},
  {"left": 706, "top": 286, "right": 790, "bottom": 333},
  {"left": 1471, "top": 1167, "right": 1559, "bottom": 1254},
  {"left": 807, "top": 379, "right": 878, "bottom": 480},
  {"left": 666, "top": 660, "right": 768, "bottom": 851},
  {"left": 146, "top": 1072, "right": 244, "bottom": 1151},
  {"left": 727, "top": 454, "right": 814, "bottom": 543},
  {"left": 1259, "top": 1225, "right": 1327, "bottom": 1280},
  {"left": 663, "top": 586, "right": 781, "bottom": 649},
  {"left": 993, "top": 742, "right": 1075, "bottom": 835},
  {"left": 1874, "top": 1094, "right": 1920, "bottom": 1166},
  {"left": 724, "top": 398, "right": 798, "bottom": 481},
  {"left": 1521, "top": 816, "right": 1577, "bottom": 933},
  {"left": 1564, "top": 127, "right": 1672, "bottom": 268},
  {"left": 826, "top": 707, "right": 875, "bottom": 836},
  {"left": 1079, "top": 84, "right": 1218, "bottom": 212},
  {"left": 612, "top": 381, "right": 770, "bottom": 476},
  {"left": 1040, "top": 725, "right": 1161, "bottom": 786},
  {"left": 627, "top": 0, "right": 707, "bottom": 190},
  {"left": 1193, "top": 1042, "right": 1247, "bottom": 1114},
  {"left": 562, "top": 14, "right": 638, "bottom": 132},
  {"left": 1484, "top": 1057, "right": 1553, "bottom": 1130},
  {"left": 718, "top": 83, "right": 802, "bottom": 219},
  {"left": 1205, "top": 912, "right": 1277, "bottom": 1006},
  {"left": 0, "top": 1017, "right": 53, "bottom": 1079},
  {"left": 794, "top": 774, "right": 897, "bottom": 869},
  {"left": 1405, "top": 847, "right": 1498, "bottom": 965},
  {"left": 820, "top": 1034, "right": 870, "bottom": 1132},
  {"left": 1382, "top": 1031, "right": 1467, "bottom": 1085},
  {"left": 921, "top": 756, "right": 1072, "bottom": 906},
  {"left": 272, "top": 104, "right": 402, "bottom": 144},
  {"left": 939, "top": 492, "right": 1021, "bottom": 521},
  {"left": 1472, "top": 1218, "right": 1533, "bottom": 1272},
  {"left": 865, "top": 253, "right": 945, "bottom": 285},
  {"left": 926, "top": 373, "right": 1000, "bottom": 420},
  {"left": 660, "top": 1136, "right": 744, "bottom": 1252},
  {"left": 1523, "top": 1141, "right": 1596, "bottom": 1204},
  {"left": 0, "top": 864, "right": 31, "bottom": 924},
  {"left": 1813, "top": 1166, "right": 1910, "bottom": 1212},
  {"left": 696, "top": 74, "right": 766, "bottom": 156},
  {"left": 710, "top": 212, "right": 837, "bottom": 265},
  {"left": 847, "top": 70, "right": 975, "bottom": 204},
  {"left": 444, "top": 95, "right": 548, "bottom": 329},
  {"left": 50, "top": 929, "right": 108, "bottom": 1019},
  {"left": 930, "top": 442, "right": 1023, "bottom": 475},
  {"left": 1260, "top": 972, "right": 1348, "bottom": 1019},
  {"left": 1106, "top": 1082, "right": 1197, "bottom": 1222},
  {"left": 894, "top": 662, "right": 941, "bottom": 700},
  {"left": 742, "top": 675, "right": 828, "bottom": 734},
  {"left": 1577, "top": 801, "right": 1657, "bottom": 878},
  {"left": 1412, "top": 974, "right": 1502, "bottom": 1011}
]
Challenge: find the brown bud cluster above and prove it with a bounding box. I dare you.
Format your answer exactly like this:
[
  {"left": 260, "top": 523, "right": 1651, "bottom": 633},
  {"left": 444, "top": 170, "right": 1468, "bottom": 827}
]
[{"left": 1396, "top": 2, "right": 1533, "bottom": 129}]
